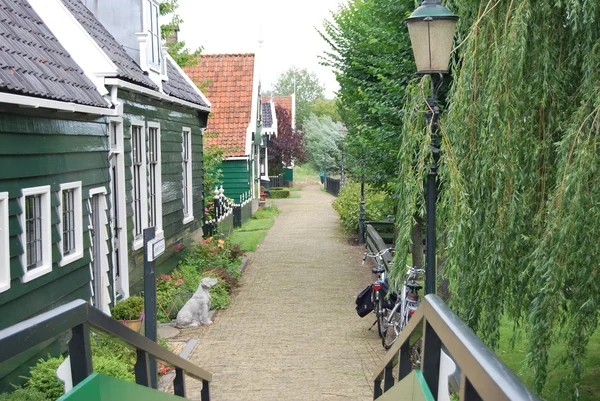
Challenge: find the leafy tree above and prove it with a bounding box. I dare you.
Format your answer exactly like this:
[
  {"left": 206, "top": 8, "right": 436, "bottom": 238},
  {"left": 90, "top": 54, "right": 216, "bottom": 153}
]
[
  {"left": 303, "top": 113, "right": 345, "bottom": 175},
  {"left": 159, "top": 0, "right": 202, "bottom": 67},
  {"left": 203, "top": 133, "right": 224, "bottom": 201},
  {"left": 310, "top": 98, "right": 341, "bottom": 122},
  {"left": 272, "top": 68, "right": 325, "bottom": 128},
  {"left": 268, "top": 105, "right": 308, "bottom": 175},
  {"left": 320, "top": 0, "right": 415, "bottom": 191},
  {"left": 391, "top": 1, "right": 600, "bottom": 398}
]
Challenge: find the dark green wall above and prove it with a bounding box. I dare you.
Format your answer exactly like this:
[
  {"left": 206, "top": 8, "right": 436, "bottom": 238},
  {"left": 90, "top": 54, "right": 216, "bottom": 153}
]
[
  {"left": 0, "top": 108, "right": 110, "bottom": 387},
  {"left": 119, "top": 90, "right": 208, "bottom": 291},
  {"left": 219, "top": 159, "right": 251, "bottom": 204}
]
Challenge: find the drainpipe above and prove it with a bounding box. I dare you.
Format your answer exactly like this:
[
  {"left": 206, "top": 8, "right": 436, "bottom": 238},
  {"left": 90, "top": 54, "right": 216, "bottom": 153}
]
[{"left": 110, "top": 85, "right": 119, "bottom": 106}]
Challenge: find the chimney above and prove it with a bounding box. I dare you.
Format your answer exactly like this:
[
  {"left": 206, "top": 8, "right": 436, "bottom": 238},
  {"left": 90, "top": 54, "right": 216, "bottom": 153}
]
[{"left": 166, "top": 27, "right": 179, "bottom": 44}]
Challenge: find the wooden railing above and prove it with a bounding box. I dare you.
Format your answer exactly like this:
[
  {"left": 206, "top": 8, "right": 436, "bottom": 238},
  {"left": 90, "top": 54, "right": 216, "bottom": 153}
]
[
  {"left": 373, "top": 295, "right": 540, "bottom": 401},
  {"left": 365, "top": 224, "right": 394, "bottom": 271},
  {"left": 0, "top": 300, "right": 212, "bottom": 400}
]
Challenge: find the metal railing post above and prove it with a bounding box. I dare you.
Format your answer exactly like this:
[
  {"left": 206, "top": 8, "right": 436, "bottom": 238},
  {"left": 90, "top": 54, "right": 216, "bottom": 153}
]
[
  {"left": 134, "top": 349, "right": 151, "bottom": 386},
  {"left": 201, "top": 379, "right": 211, "bottom": 401},
  {"left": 422, "top": 319, "right": 442, "bottom": 398},
  {"left": 174, "top": 367, "right": 186, "bottom": 397},
  {"left": 69, "top": 322, "right": 93, "bottom": 386}
]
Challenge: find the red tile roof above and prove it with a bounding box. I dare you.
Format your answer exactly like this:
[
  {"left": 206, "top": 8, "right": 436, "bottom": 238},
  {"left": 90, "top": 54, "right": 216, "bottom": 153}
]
[
  {"left": 263, "top": 96, "right": 293, "bottom": 116},
  {"left": 184, "top": 54, "right": 255, "bottom": 157}
]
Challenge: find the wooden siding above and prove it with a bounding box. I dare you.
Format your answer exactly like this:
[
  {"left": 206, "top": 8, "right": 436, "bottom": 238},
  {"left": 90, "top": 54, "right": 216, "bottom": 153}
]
[
  {"left": 219, "top": 159, "right": 251, "bottom": 204},
  {"left": 119, "top": 90, "right": 207, "bottom": 290},
  {"left": 0, "top": 109, "right": 110, "bottom": 387}
]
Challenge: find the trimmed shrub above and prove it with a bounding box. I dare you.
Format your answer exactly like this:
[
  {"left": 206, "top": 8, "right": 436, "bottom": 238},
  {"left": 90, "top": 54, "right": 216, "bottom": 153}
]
[
  {"left": 332, "top": 182, "right": 393, "bottom": 233},
  {"left": 269, "top": 189, "right": 290, "bottom": 199},
  {"left": 24, "top": 357, "right": 64, "bottom": 400},
  {"left": 0, "top": 387, "right": 48, "bottom": 401}
]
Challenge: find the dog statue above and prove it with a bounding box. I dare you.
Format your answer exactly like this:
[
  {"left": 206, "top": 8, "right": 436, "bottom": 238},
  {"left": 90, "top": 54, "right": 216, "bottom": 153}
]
[{"left": 175, "top": 277, "right": 219, "bottom": 328}]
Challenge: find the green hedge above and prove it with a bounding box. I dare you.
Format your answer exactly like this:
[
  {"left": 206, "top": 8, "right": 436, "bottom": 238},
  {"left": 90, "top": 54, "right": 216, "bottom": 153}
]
[
  {"left": 269, "top": 188, "right": 290, "bottom": 199},
  {"left": 332, "top": 182, "right": 393, "bottom": 232}
]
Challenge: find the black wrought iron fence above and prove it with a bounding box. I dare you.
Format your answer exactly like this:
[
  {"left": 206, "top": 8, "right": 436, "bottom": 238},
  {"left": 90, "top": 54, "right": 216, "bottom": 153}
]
[{"left": 325, "top": 177, "right": 341, "bottom": 196}]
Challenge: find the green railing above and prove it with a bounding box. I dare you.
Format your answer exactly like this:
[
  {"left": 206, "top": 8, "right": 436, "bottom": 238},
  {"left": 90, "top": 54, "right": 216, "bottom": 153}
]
[
  {"left": 373, "top": 295, "right": 540, "bottom": 401},
  {"left": 0, "top": 300, "right": 212, "bottom": 400}
]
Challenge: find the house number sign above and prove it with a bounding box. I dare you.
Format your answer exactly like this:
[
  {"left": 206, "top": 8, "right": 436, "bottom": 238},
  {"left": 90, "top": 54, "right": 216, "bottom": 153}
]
[{"left": 147, "top": 237, "right": 166, "bottom": 262}]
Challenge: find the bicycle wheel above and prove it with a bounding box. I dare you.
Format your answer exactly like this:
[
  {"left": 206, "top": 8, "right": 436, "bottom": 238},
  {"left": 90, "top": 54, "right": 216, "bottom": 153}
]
[
  {"left": 376, "top": 297, "right": 387, "bottom": 338},
  {"left": 383, "top": 306, "right": 402, "bottom": 349}
]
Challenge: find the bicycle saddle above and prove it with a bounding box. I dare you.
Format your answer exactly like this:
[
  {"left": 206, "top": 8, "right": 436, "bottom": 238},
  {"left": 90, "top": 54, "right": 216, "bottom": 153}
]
[
  {"left": 407, "top": 282, "right": 422, "bottom": 291},
  {"left": 372, "top": 267, "right": 385, "bottom": 274}
]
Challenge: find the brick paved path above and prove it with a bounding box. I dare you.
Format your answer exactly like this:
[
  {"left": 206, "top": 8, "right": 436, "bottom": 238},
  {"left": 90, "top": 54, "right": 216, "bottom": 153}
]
[{"left": 185, "top": 183, "right": 385, "bottom": 400}]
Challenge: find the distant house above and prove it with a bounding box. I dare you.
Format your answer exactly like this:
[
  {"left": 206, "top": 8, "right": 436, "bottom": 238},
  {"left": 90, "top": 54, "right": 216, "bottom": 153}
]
[{"left": 185, "top": 54, "right": 273, "bottom": 203}]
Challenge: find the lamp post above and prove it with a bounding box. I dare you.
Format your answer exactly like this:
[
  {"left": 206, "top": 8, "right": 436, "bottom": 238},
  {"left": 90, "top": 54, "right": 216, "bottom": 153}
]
[{"left": 405, "top": 0, "right": 458, "bottom": 295}]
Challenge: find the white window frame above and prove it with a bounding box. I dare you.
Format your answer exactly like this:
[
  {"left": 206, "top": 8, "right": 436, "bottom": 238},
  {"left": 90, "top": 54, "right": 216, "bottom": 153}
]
[
  {"left": 182, "top": 127, "right": 194, "bottom": 224},
  {"left": 143, "top": 0, "right": 161, "bottom": 72},
  {"left": 146, "top": 122, "right": 163, "bottom": 238},
  {"left": 19, "top": 186, "right": 52, "bottom": 283},
  {"left": 0, "top": 192, "right": 10, "bottom": 293},
  {"left": 109, "top": 118, "right": 129, "bottom": 299},
  {"left": 58, "top": 182, "right": 83, "bottom": 267},
  {"left": 131, "top": 120, "right": 147, "bottom": 251}
]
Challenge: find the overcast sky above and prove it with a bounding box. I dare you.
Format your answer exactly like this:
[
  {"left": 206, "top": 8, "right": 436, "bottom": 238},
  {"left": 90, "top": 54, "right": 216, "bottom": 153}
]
[{"left": 175, "top": 0, "right": 346, "bottom": 98}]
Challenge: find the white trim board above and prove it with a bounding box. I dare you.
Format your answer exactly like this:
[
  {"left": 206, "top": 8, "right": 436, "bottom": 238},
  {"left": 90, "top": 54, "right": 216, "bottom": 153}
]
[
  {"left": 19, "top": 186, "right": 53, "bottom": 283},
  {"left": 0, "top": 92, "right": 117, "bottom": 115},
  {"left": 58, "top": 181, "right": 84, "bottom": 267},
  {"left": 0, "top": 192, "right": 9, "bottom": 293},
  {"left": 106, "top": 78, "right": 211, "bottom": 112}
]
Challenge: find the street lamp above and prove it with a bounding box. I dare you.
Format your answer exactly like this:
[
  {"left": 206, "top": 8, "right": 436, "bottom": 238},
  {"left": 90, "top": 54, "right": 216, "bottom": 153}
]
[{"left": 405, "top": 0, "right": 458, "bottom": 295}]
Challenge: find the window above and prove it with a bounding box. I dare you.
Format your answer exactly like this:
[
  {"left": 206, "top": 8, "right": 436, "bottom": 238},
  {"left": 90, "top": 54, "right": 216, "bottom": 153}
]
[
  {"left": 19, "top": 186, "right": 52, "bottom": 282},
  {"left": 182, "top": 128, "right": 193, "bottom": 224},
  {"left": 59, "top": 182, "right": 83, "bottom": 266},
  {"left": 131, "top": 121, "right": 147, "bottom": 249},
  {"left": 0, "top": 192, "right": 9, "bottom": 293},
  {"left": 145, "top": 0, "right": 161, "bottom": 67},
  {"left": 131, "top": 121, "right": 162, "bottom": 250}
]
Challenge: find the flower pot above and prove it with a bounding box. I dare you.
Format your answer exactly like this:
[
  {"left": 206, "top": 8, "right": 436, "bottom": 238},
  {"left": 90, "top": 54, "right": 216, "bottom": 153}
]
[{"left": 122, "top": 319, "right": 142, "bottom": 333}]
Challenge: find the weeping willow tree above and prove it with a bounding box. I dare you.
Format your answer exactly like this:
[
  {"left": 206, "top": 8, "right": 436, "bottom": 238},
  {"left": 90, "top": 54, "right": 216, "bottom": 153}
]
[{"left": 394, "top": 0, "right": 600, "bottom": 397}]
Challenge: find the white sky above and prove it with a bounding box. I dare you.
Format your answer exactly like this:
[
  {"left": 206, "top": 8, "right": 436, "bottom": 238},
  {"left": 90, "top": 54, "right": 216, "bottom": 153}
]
[{"left": 175, "top": 0, "right": 347, "bottom": 98}]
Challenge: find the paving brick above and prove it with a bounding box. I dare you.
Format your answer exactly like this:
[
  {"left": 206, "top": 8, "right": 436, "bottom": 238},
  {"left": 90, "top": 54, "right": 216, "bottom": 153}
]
[{"left": 183, "top": 183, "right": 386, "bottom": 400}]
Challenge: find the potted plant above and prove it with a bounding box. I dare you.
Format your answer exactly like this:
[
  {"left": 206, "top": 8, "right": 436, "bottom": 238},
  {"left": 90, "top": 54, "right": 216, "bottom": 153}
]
[{"left": 111, "top": 296, "right": 144, "bottom": 332}]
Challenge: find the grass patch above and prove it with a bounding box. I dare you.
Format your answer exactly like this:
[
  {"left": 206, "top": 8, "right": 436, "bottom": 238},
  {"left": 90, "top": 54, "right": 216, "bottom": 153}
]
[
  {"left": 288, "top": 187, "right": 302, "bottom": 191},
  {"left": 289, "top": 192, "right": 301, "bottom": 198},
  {"left": 230, "top": 231, "right": 267, "bottom": 252},
  {"left": 237, "top": 218, "right": 275, "bottom": 232},
  {"left": 497, "top": 317, "right": 600, "bottom": 400},
  {"left": 294, "top": 164, "right": 319, "bottom": 181},
  {"left": 253, "top": 203, "right": 280, "bottom": 219}
]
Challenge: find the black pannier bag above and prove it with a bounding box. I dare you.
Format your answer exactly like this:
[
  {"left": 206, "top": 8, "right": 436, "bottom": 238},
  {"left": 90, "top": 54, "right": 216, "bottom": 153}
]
[{"left": 355, "top": 285, "right": 374, "bottom": 317}]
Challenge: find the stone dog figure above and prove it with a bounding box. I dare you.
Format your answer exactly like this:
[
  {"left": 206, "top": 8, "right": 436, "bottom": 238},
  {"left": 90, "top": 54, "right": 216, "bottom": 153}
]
[{"left": 175, "top": 277, "right": 219, "bottom": 328}]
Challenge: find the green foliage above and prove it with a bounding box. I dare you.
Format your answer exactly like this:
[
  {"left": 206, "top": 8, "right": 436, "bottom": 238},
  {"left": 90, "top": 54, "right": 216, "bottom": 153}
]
[
  {"left": 332, "top": 182, "right": 393, "bottom": 233},
  {"left": 269, "top": 188, "right": 290, "bottom": 199},
  {"left": 229, "top": 231, "right": 267, "bottom": 252},
  {"left": 310, "top": 98, "right": 341, "bottom": 122},
  {"left": 383, "top": 0, "right": 600, "bottom": 397},
  {"left": 110, "top": 296, "right": 144, "bottom": 321},
  {"left": 272, "top": 68, "right": 325, "bottom": 127},
  {"left": 303, "top": 114, "right": 345, "bottom": 174},
  {"left": 90, "top": 334, "right": 135, "bottom": 368},
  {"left": 320, "top": 0, "right": 415, "bottom": 191},
  {"left": 93, "top": 356, "right": 135, "bottom": 383},
  {"left": 24, "top": 357, "right": 64, "bottom": 400},
  {"left": 0, "top": 388, "right": 48, "bottom": 401},
  {"left": 203, "top": 135, "right": 225, "bottom": 207},
  {"left": 159, "top": 1, "right": 202, "bottom": 67}
]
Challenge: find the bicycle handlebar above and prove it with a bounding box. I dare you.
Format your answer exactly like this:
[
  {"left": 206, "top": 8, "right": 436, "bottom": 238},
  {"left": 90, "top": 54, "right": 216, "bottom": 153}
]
[{"left": 362, "top": 247, "right": 394, "bottom": 265}]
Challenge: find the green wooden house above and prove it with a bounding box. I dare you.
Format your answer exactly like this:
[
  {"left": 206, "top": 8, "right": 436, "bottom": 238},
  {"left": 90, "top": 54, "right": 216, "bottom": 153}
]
[
  {"left": 184, "top": 54, "right": 276, "bottom": 205},
  {"left": 0, "top": 0, "right": 210, "bottom": 389}
]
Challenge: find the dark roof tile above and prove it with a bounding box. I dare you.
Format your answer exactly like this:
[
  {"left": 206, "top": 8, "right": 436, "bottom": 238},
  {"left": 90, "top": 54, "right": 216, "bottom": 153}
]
[
  {"left": 163, "top": 58, "right": 209, "bottom": 108},
  {"left": 0, "top": 0, "right": 108, "bottom": 107},
  {"left": 59, "top": 0, "right": 158, "bottom": 90}
]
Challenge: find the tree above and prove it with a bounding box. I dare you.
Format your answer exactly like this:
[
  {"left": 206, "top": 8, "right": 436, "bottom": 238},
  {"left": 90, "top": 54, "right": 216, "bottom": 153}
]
[
  {"left": 391, "top": 1, "right": 600, "bottom": 398},
  {"left": 320, "top": 0, "right": 415, "bottom": 191},
  {"left": 159, "top": 0, "right": 202, "bottom": 67},
  {"left": 303, "top": 113, "right": 345, "bottom": 175},
  {"left": 267, "top": 105, "right": 308, "bottom": 175},
  {"left": 309, "top": 98, "right": 341, "bottom": 122},
  {"left": 272, "top": 68, "right": 325, "bottom": 128}
]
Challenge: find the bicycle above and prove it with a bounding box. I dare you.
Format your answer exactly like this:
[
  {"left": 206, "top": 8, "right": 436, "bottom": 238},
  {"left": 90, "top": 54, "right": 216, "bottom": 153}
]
[
  {"left": 362, "top": 247, "right": 395, "bottom": 338},
  {"left": 382, "top": 265, "right": 425, "bottom": 350}
]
